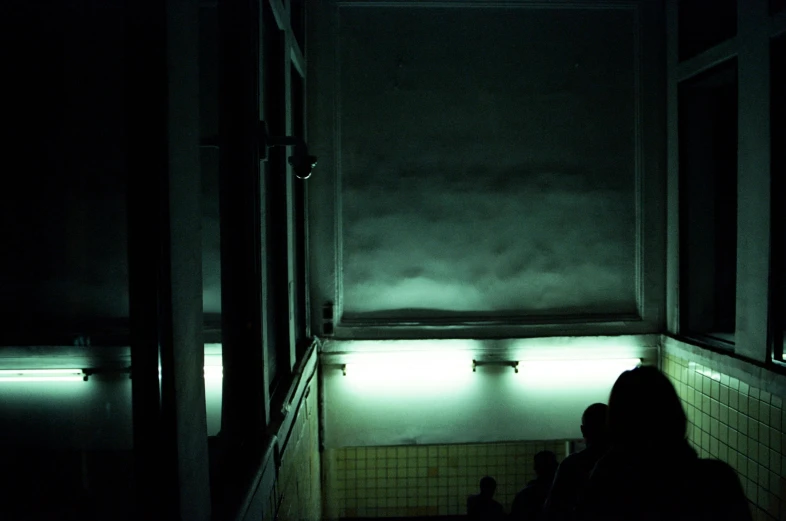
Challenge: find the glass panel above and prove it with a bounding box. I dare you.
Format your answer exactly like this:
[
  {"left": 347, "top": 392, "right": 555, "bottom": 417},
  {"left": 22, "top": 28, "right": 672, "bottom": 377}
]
[
  {"left": 291, "top": 64, "right": 309, "bottom": 359},
  {"left": 678, "top": 59, "right": 738, "bottom": 342},
  {"left": 772, "top": 35, "right": 786, "bottom": 361},
  {"left": 263, "top": 2, "right": 290, "bottom": 390},
  {"left": 678, "top": 0, "right": 737, "bottom": 61},
  {"left": 291, "top": 0, "right": 305, "bottom": 54}
]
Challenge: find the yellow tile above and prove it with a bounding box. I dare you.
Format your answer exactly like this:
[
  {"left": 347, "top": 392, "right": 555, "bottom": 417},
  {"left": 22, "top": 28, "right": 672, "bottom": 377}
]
[
  {"left": 771, "top": 407, "right": 781, "bottom": 430},
  {"left": 749, "top": 442, "right": 759, "bottom": 464},
  {"left": 750, "top": 398, "right": 761, "bottom": 422},
  {"left": 719, "top": 442, "right": 729, "bottom": 462},
  {"left": 740, "top": 435, "right": 749, "bottom": 455},
  {"left": 720, "top": 424, "right": 730, "bottom": 443},
  {"left": 728, "top": 449, "right": 738, "bottom": 470},
  {"left": 750, "top": 421, "right": 760, "bottom": 442},
  {"left": 731, "top": 389, "right": 740, "bottom": 411},
  {"left": 730, "top": 429, "right": 739, "bottom": 449},
  {"left": 770, "top": 450, "right": 781, "bottom": 477},
  {"left": 759, "top": 443, "right": 768, "bottom": 466},
  {"left": 740, "top": 397, "right": 750, "bottom": 415},
  {"left": 769, "top": 470, "right": 780, "bottom": 495},
  {"left": 721, "top": 385, "right": 730, "bottom": 405},
  {"left": 721, "top": 405, "right": 730, "bottom": 425},
  {"left": 740, "top": 415, "right": 749, "bottom": 436}
]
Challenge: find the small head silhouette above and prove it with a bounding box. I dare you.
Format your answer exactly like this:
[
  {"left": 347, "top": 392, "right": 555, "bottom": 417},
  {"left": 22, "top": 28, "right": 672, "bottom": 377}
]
[
  {"left": 533, "top": 450, "right": 558, "bottom": 479},
  {"left": 479, "top": 476, "right": 497, "bottom": 498},
  {"left": 580, "top": 402, "right": 609, "bottom": 445},
  {"left": 608, "top": 366, "right": 687, "bottom": 449}
]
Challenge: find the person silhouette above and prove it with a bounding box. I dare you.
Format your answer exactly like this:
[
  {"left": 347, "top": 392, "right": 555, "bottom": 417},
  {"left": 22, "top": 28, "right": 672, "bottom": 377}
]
[
  {"left": 542, "top": 403, "right": 609, "bottom": 521},
  {"left": 573, "top": 366, "right": 752, "bottom": 521},
  {"left": 510, "top": 450, "right": 558, "bottom": 520},
  {"left": 467, "top": 476, "right": 504, "bottom": 520}
]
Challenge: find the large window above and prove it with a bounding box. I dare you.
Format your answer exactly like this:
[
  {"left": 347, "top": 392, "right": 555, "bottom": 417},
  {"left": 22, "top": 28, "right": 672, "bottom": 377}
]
[
  {"left": 771, "top": 18, "right": 785, "bottom": 359},
  {"left": 291, "top": 63, "right": 309, "bottom": 359},
  {"left": 263, "top": 2, "right": 290, "bottom": 394},
  {"left": 678, "top": 59, "right": 738, "bottom": 345}
]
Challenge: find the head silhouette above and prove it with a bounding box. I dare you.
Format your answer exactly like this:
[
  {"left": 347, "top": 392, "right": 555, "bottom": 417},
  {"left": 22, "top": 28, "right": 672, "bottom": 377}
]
[
  {"left": 607, "top": 366, "right": 687, "bottom": 449},
  {"left": 580, "top": 402, "right": 609, "bottom": 445},
  {"left": 533, "top": 450, "right": 558, "bottom": 479},
  {"left": 479, "top": 476, "right": 497, "bottom": 498}
]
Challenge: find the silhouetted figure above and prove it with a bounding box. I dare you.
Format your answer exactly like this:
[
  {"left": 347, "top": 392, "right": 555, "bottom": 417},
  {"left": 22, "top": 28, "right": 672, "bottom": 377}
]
[
  {"left": 467, "top": 476, "right": 504, "bottom": 520},
  {"left": 510, "top": 450, "right": 558, "bottom": 520},
  {"left": 542, "top": 403, "right": 609, "bottom": 521},
  {"left": 574, "top": 366, "right": 752, "bottom": 521}
]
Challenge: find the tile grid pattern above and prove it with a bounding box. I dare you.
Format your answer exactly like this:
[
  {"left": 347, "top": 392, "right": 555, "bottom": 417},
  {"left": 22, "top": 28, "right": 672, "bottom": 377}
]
[
  {"left": 327, "top": 440, "right": 566, "bottom": 518},
  {"left": 266, "top": 378, "right": 322, "bottom": 521},
  {"left": 663, "top": 353, "right": 786, "bottom": 521}
]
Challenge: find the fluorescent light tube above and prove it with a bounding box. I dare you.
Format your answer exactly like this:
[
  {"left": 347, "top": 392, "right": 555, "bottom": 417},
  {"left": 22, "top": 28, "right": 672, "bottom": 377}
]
[{"left": 0, "top": 369, "right": 86, "bottom": 382}]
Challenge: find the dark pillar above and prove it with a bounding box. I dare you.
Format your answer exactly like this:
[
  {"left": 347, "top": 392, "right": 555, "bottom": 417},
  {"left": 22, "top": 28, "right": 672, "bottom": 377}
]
[
  {"left": 217, "top": 0, "right": 269, "bottom": 517},
  {"left": 127, "top": 0, "right": 211, "bottom": 519}
]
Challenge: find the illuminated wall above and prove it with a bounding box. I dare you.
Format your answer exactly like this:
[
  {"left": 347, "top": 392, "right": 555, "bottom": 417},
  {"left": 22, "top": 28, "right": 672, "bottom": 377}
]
[
  {"left": 0, "top": 344, "right": 224, "bottom": 450},
  {"left": 322, "top": 337, "right": 656, "bottom": 447}
]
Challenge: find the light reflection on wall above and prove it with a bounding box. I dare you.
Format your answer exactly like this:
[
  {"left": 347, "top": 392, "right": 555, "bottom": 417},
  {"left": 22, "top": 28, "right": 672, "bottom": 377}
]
[
  {"left": 323, "top": 338, "right": 651, "bottom": 448},
  {"left": 0, "top": 344, "right": 224, "bottom": 449}
]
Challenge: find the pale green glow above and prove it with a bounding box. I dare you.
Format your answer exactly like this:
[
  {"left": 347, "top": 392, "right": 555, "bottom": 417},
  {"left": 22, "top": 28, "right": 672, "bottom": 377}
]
[
  {"left": 689, "top": 362, "right": 720, "bottom": 381},
  {"left": 341, "top": 351, "right": 475, "bottom": 395},
  {"left": 516, "top": 358, "right": 641, "bottom": 388},
  {"left": 0, "top": 369, "right": 85, "bottom": 382},
  {"left": 203, "top": 366, "right": 223, "bottom": 380}
]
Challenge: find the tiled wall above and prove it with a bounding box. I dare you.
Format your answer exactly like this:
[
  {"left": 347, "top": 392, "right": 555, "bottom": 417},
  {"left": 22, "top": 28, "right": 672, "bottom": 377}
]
[
  {"left": 662, "top": 352, "right": 786, "bottom": 521},
  {"left": 263, "top": 375, "right": 322, "bottom": 521},
  {"left": 324, "top": 440, "right": 567, "bottom": 518}
]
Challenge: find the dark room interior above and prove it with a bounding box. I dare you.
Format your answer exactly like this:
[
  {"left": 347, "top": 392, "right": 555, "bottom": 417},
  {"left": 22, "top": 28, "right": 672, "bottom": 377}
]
[{"left": 1, "top": 0, "right": 785, "bottom": 520}]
